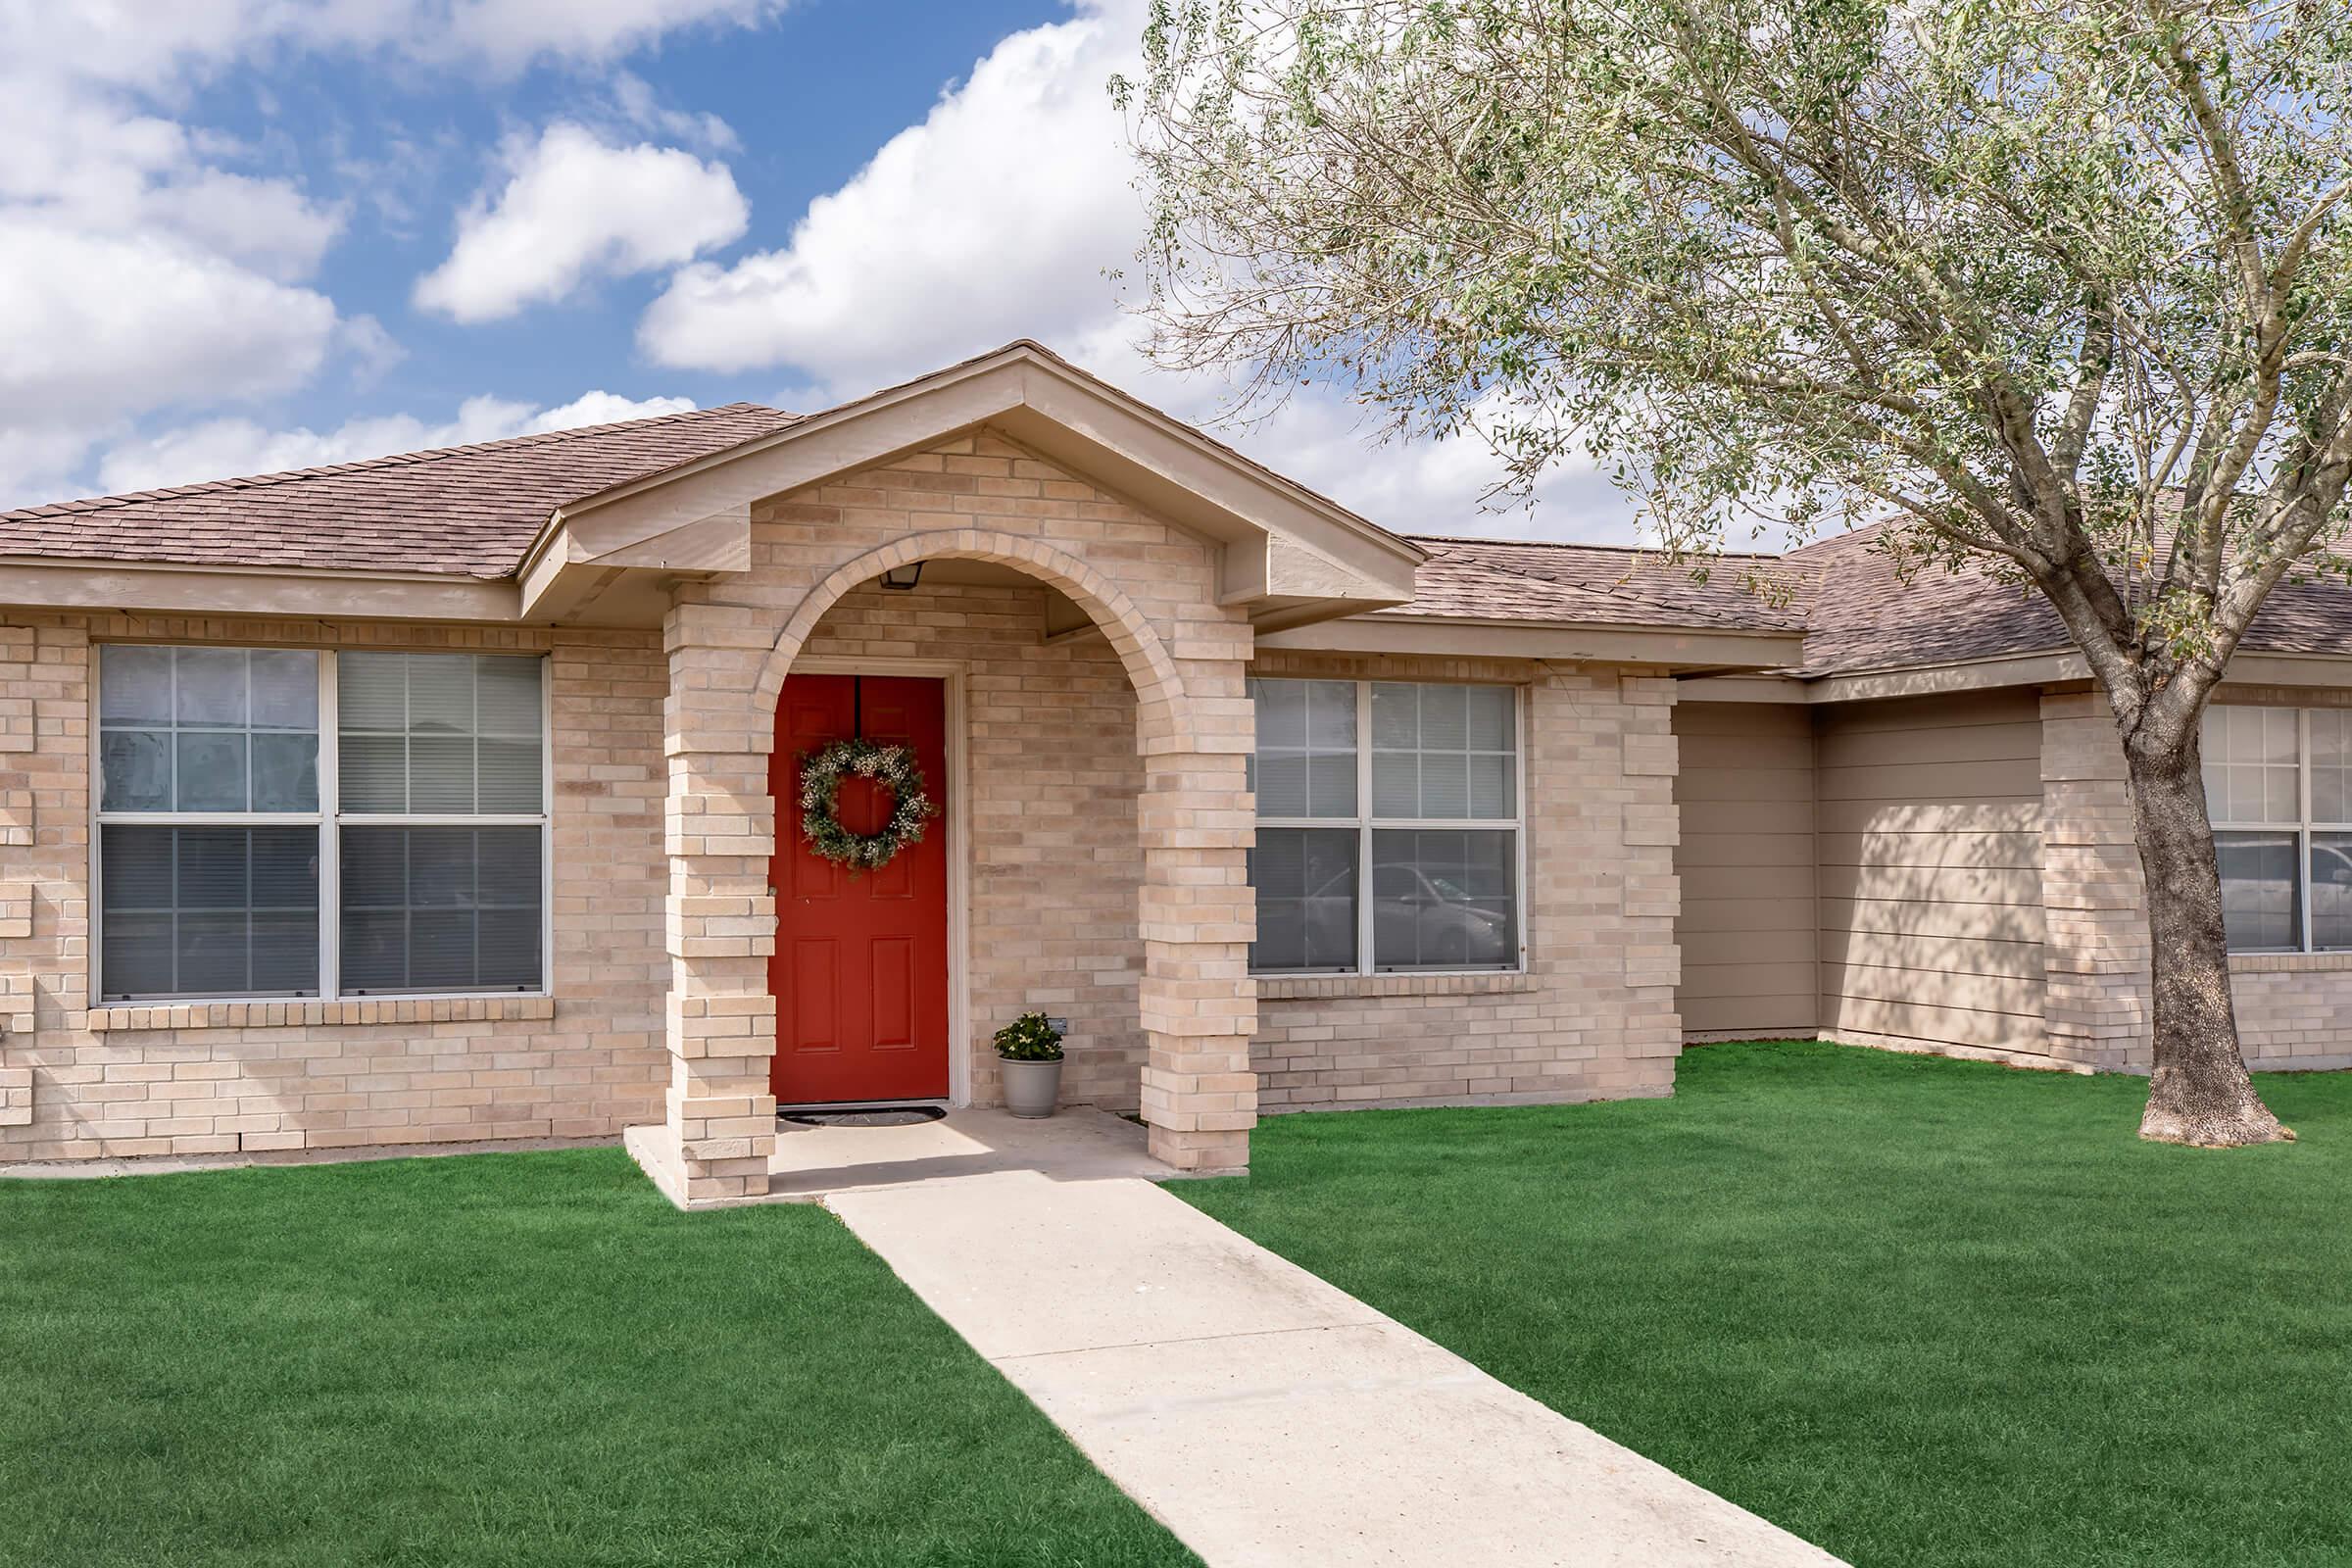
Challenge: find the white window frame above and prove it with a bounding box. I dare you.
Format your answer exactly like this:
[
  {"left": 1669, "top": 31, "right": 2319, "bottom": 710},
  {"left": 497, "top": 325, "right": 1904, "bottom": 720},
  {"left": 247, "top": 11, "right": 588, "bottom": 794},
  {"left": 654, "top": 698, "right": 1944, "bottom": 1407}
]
[
  {"left": 1250, "top": 679, "right": 1529, "bottom": 976},
  {"left": 90, "top": 644, "right": 555, "bottom": 1005},
  {"left": 2205, "top": 704, "right": 2352, "bottom": 955}
]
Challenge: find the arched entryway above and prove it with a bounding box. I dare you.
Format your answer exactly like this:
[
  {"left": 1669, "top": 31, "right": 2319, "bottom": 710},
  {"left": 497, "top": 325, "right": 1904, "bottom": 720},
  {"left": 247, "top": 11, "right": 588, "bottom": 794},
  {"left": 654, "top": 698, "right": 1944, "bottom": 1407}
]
[{"left": 651, "top": 441, "right": 1257, "bottom": 1203}]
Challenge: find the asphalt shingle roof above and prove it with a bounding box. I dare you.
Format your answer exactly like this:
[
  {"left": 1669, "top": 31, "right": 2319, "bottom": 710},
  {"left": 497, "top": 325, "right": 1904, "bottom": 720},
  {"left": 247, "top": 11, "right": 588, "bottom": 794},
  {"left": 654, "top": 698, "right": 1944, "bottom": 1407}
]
[
  {"left": 1395, "top": 536, "right": 1808, "bottom": 633},
  {"left": 0, "top": 403, "right": 801, "bottom": 578},
  {"left": 8, "top": 391, "right": 2352, "bottom": 675},
  {"left": 1782, "top": 522, "right": 2352, "bottom": 676}
]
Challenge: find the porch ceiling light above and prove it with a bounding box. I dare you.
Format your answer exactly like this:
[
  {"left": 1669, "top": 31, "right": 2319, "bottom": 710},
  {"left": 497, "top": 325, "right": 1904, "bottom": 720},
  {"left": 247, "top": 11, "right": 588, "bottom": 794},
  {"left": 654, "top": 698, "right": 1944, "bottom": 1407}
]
[{"left": 879, "top": 562, "right": 925, "bottom": 591}]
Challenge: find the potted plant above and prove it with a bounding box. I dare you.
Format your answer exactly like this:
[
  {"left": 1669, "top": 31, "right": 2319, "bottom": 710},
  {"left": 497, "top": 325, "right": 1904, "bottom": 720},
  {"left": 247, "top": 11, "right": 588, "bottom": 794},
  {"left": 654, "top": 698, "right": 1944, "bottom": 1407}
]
[{"left": 994, "top": 1010, "right": 1065, "bottom": 1119}]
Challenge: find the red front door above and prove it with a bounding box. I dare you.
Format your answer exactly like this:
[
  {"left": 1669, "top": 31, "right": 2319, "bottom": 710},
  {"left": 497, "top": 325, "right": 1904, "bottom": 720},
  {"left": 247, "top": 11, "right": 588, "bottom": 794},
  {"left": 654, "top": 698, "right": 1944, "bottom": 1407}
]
[{"left": 769, "top": 674, "right": 951, "bottom": 1103}]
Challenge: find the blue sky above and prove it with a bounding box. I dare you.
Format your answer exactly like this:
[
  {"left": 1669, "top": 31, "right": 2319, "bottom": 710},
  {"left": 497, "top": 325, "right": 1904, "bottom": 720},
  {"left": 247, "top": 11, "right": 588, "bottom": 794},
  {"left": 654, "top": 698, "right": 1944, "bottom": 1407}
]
[{"left": 0, "top": 0, "right": 1624, "bottom": 539}]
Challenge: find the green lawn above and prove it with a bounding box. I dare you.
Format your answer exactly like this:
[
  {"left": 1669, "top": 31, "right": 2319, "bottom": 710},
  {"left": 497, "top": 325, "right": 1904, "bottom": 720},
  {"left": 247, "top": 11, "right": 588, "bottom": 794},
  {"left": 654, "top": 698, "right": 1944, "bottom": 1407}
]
[
  {"left": 0, "top": 1149, "right": 1196, "bottom": 1568},
  {"left": 1178, "top": 1041, "right": 2352, "bottom": 1568}
]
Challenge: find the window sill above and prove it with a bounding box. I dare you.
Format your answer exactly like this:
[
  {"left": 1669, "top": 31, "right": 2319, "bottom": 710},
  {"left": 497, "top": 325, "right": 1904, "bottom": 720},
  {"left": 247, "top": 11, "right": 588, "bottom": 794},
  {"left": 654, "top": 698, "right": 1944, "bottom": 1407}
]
[
  {"left": 85, "top": 996, "right": 557, "bottom": 1033},
  {"left": 2229, "top": 952, "right": 2352, "bottom": 974},
  {"left": 1255, "top": 971, "right": 1537, "bottom": 1001}
]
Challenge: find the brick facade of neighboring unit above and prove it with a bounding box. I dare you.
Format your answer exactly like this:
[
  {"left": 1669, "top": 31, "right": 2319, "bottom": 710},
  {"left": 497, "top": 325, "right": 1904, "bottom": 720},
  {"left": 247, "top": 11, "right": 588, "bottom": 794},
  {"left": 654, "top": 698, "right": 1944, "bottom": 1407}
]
[{"left": 1672, "top": 684, "right": 2352, "bottom": 1074}]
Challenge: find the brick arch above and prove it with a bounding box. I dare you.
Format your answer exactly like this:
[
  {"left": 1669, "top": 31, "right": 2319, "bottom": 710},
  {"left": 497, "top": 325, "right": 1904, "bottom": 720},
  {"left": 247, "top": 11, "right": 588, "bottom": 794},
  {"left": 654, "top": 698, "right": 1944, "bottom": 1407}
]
[{"left": 750, "top": 528, "right": 1196, "bottom": 751}]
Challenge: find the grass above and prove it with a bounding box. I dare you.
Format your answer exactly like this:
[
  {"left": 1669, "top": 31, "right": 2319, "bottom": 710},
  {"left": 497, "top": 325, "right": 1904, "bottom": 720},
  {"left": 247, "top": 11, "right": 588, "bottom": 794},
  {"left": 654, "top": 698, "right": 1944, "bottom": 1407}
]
[
  {"left": 1177, "top": 1041, "right": 2352, "bottom": 1568},
  {"left": 0, "top": 1149, "right": 1196, "bottom": 1568}
]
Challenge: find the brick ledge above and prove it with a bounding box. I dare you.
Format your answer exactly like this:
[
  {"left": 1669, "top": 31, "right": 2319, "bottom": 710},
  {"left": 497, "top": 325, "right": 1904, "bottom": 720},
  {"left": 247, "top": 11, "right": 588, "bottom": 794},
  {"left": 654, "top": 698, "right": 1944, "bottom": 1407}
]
[
  {"left": 86, "top": 996, "right": 558, "bottom": 1033},
  {"left": 2230, "top": 952, "right": 2352, "bottom": 974},
  {"left": 1256, "top": 971, "right": 1537, "bottom": 1001}
]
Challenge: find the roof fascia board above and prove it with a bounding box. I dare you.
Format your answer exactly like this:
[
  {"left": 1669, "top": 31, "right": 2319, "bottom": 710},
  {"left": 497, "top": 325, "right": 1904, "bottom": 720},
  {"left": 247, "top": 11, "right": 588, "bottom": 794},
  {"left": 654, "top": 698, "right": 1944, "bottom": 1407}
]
[
  {"left": 0, "top": 558, "right": 520, "bottom": 622},
  {"left": 1259, "top": 612, "right": 1804, "bottom": 668},
  {"left": 518, "top": 504, "right": 751, "bottom": 623},
  {"left": 1802, "top": 651, "right": 2084, "bottom": 702},
  {"left": 1676, "top": 673, "right": 1810, "bottom": 703},
  {"left": 2220, "top": 652, "right": 2352, "bottom": 688}
]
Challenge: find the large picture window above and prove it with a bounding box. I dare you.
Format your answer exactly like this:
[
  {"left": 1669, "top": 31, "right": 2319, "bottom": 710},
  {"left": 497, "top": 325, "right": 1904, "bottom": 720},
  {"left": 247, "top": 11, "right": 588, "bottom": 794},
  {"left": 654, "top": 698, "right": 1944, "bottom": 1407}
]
[
  {"left": 1247, "top": 678, "right": 1523, "bottom": 974},
  {"left": 2202, "top": 705, "right": 2352, "bottom": 953},
  {"left": 94, "top": 645, "right": 548, "bottom": 1003}
]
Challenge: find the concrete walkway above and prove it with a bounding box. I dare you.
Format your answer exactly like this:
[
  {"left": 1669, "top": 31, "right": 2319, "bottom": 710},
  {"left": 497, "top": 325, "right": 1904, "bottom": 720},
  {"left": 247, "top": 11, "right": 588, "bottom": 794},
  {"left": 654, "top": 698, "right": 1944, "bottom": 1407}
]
[{"left": 801, "top": 1108, "right": 1844, "bottom": 1568}]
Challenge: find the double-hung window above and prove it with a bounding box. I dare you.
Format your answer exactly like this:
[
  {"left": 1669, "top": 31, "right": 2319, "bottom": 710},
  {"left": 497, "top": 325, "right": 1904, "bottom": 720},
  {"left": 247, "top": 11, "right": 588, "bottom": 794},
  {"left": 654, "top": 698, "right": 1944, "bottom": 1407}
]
[
  {"left": 2202, "top": 705, "right": 2352, "bottom": 953},
  {"left": 95, "top": 645, "right": 549, "bottom": 1003},
  {"left": 1247, "top": 678, "right": 1523, "bottom": 974}
]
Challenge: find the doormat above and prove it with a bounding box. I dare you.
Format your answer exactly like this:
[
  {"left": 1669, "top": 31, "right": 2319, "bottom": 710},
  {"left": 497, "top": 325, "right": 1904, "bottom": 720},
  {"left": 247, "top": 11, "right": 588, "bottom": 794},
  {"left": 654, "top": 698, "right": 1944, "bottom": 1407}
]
[{"left": 779, "top": 1106, "right": 947, "bottom": 1128}]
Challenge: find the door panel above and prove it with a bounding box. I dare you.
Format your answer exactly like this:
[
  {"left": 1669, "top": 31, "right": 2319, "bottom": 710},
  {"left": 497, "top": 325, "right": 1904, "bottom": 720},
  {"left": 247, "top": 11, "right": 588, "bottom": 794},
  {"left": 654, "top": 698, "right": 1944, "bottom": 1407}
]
[{"left": 769, "top": 673, "right": 951, "bottom": 1102}]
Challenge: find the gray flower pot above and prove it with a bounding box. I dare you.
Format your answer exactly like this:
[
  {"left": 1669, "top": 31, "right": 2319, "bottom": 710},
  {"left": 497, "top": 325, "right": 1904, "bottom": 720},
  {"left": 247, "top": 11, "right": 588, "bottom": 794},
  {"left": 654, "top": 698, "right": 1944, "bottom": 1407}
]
[{"left": 1000, "top": 1056, "right": 1062, "bottom": 1119}]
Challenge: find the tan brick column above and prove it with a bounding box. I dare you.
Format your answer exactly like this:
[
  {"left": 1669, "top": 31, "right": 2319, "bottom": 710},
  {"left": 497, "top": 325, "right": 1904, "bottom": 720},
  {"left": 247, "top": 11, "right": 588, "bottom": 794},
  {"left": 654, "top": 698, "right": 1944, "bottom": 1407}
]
[
  {"left": 661, "top": 604, "right": 782, "bottom": 1202},
  {"left": 2040, "top": 690, "right": 2150, "bottom": 1069},
  {"left": 1136, "top": 746, "right": 1257, "bottom": 1170}
]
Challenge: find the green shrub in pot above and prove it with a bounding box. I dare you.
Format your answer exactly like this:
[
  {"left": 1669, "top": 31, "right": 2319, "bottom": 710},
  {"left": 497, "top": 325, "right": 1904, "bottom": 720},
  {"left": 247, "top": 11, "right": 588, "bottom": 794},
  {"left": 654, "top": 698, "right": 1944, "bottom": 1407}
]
[{"left": 994, "top": 1010, "right": 1064, "bottom": 1117}]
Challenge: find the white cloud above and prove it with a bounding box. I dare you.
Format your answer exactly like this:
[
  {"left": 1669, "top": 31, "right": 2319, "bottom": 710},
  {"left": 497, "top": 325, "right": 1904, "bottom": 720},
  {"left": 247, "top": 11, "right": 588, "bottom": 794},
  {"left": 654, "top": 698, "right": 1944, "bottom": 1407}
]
[
  {"left": 0, "top": 215, "right": 340, "bottom": 501},
  {"left": 0, "top": 1, "right": 793, "bottom": 88},
  {"left": 416, "top": 123, "right": 749, "bottom": 322},
  {"left": 0, "top": 0, "right": 786, "bottom": 501},
  {"left": 92, "top": 390, "right": 699, "bottom": 496},
  {"left": 0, "top": 74, "right": 343, "bottom": 281},
  {"left": 609, "top": 69, "right": 739, "bottom": 152},
  {"left": 639, "top": 1, "right": 1141, "bottom": 383},
  {"left": 634, "top": 0, "right": 1640, "bottom": 544}
]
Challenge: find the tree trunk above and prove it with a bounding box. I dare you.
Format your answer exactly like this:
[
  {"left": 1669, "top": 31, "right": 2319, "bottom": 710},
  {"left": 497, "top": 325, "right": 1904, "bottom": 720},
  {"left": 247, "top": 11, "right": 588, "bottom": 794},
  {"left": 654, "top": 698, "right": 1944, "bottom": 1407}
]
[{"left": 2124, "top": 738, "right": 2293, "bottom": 1147}]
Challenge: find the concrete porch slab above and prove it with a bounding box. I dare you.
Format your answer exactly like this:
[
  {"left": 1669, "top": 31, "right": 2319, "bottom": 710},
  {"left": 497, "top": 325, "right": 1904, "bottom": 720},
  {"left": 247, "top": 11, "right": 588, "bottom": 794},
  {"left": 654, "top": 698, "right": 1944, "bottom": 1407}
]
[
  {"left": 771, "top": 1105, "right": 1185, "bottom": 1197},
  {"left": 623, "top": 1105, "right": 1192, "bottom": 1209}
]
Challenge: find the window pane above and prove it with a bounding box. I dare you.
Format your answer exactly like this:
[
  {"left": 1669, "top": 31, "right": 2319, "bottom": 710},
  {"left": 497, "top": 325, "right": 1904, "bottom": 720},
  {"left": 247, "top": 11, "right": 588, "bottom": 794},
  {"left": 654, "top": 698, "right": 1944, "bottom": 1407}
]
[
  {"left": 1371, "top": 828, "right": 1516, "bottom": 970},
  {"left": 99, "top": 646, "right": 318, "bottom": 813},
  {"left": 252, "top": 733, "right": 320, "bottom": 812},
  {"left": 173, "top": 647, "right": 247, "bottom": 727},
  {"left": 336, "top": 651, "right": 408, "bottom": 730},
  {"left": 1249, "top": 678, "right": 1356, "bottom": 818},
  {"left": 2314, "top": 712, "right": 2352, "bottom": 823},
  {"left": 410, "top": 736, "right": 477, "bottom": 813},
  {"left": 249, "top": 650, "right": 318, "bottom": 730},
  {"left": 98, "top": 645, "right": 172, "bottom": 724},
  {"left": 2313, "top": 833, "right": 2352, "bottom": 951},
  {"left": 2202, "top": 707, "right": 2298, "bottom": 825},
  {"left": 99, "top": 824, "right": 319, "bottom": 1000},
  {"left": 174, "top": 731, "right": 248, "bottom": 811},
  {"left": 336, "top": 653, "right": 544, "bottom": 815},
  {"left": 1371, "top": 683, "right": 1516, "bottom": 819},
  {"left": 477, "top": 654, "right": 543, "bottom": 734},
  {"left": 99, "top": 730, "right": 172, "bottom": 812},
  {"left": 339, "top": 825, "right": 544, "bottom": 993},
  {"left": 1247, "top": 827, "right": 1356, "bottom": 972},
  {"left": 339, "top": 734, "right": 408, "bottom": 813},
  {"left": 2217, "top": 830, "right": 2299, "bottom": 952}
]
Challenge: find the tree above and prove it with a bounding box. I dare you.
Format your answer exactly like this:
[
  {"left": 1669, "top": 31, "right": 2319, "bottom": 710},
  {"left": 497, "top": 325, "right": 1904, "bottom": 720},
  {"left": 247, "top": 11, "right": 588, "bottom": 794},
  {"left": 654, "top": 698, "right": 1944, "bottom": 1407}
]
[{"left": 1119, "top": 0, "right": 2352, "bottom": 1146}]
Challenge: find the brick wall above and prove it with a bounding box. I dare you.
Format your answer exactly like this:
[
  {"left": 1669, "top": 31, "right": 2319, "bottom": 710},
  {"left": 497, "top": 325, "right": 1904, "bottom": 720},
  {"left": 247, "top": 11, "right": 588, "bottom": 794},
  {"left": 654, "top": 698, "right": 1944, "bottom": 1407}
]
[
  {"left": 3, "top": 433, "right": 1701, "bottom": 1169},
  {"left": 1249, "top": 651, "right": 1684, "bottom": 1109},
  {"left": 0, "top": 614, "right": 668, "bottom": 1160},
  {"left": 2042, "top": 689, "right": 2352, "bottom": 1072}
]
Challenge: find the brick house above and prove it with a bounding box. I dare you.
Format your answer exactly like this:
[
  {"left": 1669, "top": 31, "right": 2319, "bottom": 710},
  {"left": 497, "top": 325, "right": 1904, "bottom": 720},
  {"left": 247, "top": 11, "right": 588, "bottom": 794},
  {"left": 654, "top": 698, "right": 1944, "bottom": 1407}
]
[{"left": 0, "top": 342, "right": 2341, "bottom": 1202}]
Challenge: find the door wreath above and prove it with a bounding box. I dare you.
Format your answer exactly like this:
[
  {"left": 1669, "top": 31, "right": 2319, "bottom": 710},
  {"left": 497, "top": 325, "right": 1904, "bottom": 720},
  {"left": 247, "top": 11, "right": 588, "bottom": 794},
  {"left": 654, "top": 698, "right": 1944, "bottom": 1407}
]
[{"left": 798, "top": 737, "right": 937, "bottom": 871}]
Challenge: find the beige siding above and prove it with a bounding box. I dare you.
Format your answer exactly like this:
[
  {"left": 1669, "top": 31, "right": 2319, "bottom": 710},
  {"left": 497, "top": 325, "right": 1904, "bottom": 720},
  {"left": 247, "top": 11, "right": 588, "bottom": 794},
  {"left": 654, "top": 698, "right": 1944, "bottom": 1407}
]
[
  {"left": 1672, "top": 702, "right": 1817, "bottom": 1037},
  {"left": 1814, "top": 691, "right": 2048, "bottom": 1054}
]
